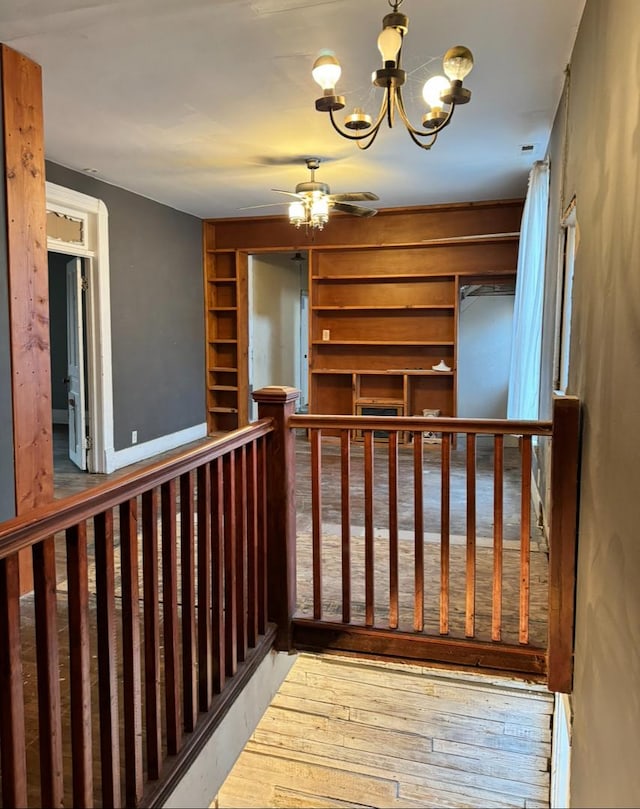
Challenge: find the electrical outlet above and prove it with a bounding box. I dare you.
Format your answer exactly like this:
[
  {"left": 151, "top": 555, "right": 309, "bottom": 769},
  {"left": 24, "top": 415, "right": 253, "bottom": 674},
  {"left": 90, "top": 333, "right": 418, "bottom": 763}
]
[
  {"left": 132, "top": 430, "right": 138, "bottom": 444},
  {"left": 322, "top": 329, "right": 330, "bottom": 341}
]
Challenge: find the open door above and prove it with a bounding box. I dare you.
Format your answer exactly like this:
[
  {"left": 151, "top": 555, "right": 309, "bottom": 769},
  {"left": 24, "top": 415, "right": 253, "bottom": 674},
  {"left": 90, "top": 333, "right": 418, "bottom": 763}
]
[{"left": 66, "top": 257, "right": 86, "bottom": 469}]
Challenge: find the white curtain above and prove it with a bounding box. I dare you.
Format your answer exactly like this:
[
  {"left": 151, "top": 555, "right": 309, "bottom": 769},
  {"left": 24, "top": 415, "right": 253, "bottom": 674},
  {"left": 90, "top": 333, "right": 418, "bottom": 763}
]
[{"left": 507, "top": 160, "right": 550, "bottom": 420}]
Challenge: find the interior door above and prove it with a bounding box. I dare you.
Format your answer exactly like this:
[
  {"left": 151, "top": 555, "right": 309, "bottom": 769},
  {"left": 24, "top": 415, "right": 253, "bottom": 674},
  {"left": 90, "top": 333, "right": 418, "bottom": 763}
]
[{"left": 66, "top": 257, "right": 86, "bottom": 469}]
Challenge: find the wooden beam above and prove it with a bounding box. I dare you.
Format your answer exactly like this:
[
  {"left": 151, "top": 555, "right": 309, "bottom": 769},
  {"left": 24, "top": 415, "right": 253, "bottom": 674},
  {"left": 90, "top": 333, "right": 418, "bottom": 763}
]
[{"left": 1, "top": 44, "right": 53, "bottom": 592}]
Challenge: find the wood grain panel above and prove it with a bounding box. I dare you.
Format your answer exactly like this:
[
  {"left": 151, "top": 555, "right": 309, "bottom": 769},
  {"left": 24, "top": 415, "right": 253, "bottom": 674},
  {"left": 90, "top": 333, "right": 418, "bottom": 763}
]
[{"left": 2, "top": 45, "right": 52, "bottom": 592}]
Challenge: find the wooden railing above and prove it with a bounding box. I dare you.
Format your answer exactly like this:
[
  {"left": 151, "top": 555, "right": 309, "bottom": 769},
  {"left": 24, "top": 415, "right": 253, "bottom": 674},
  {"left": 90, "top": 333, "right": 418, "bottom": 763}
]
[
  {"left": 0, "top": 419, "right": 277, "bottom": 809},
  {"left": 286, "top": 395, "right": 580, "bottom": 691},
  {"left": 0, "top": 388, "right": 579, "bottom": 807}
]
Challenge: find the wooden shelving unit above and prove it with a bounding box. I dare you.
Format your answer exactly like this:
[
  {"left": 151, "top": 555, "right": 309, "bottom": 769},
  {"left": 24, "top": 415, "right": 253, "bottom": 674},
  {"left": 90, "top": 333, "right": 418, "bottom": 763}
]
[
  {"left": 203, "top": 232, "right": 248, "bottom": 432},
  {"left": 309, "top": 237, "right": 518, "bottom": 432},
  {"left": 202, "top": 201, "right": 522, "bottom": 436}
]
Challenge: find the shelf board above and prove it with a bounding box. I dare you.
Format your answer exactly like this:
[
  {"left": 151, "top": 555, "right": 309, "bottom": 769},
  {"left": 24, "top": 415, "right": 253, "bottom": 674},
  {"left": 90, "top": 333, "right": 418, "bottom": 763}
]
[
  {"left": 312, "top": 340, "right": 455, "bottom": 346},
  {"left": 208, "top": 406, "right": 238, "bottom": 414},
  {"left": 311, "top": 304, "right": 454, "bottom": 311},
  {"left": 208, "top": 306, "right": 237, "bottom": 311},
  {"left": 208, "top": 338, "right": 238, "bottom": 344},
  {"left": 311, "top": 368, "right": 454, "bottom": 375},
  {"left": 206, "top": 277, "right": 236, "bottom": 283},
  {"left": 312, "top": 274, "right": 455, "bottom": 282},
  {"left": 209, "top": 385, "right": 238, "bottom": 391},
  {"left": 209, "top": 366, "right": 238, "bottom": 373}
]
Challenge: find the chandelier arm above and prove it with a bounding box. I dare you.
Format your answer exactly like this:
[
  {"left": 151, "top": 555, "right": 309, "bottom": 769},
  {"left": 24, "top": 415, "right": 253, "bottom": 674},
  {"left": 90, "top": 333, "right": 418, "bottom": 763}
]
[
  {"left": 328, "top": 95, "right": 388, "bottom": 141},
  {"left": 394, "top": 85, "right": 453, "bottom": 140}
]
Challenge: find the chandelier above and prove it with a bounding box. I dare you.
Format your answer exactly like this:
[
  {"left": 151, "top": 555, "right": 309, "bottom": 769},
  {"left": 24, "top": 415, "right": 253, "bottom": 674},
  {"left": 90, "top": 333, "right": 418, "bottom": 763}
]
[{"left": 312, "top": 0, "right": 473, "bottom": 151}]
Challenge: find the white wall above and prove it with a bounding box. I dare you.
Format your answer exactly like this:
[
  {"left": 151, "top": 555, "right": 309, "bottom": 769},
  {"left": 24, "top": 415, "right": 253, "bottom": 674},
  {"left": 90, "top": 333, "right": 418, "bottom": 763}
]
[
  {"left": 457, "top": 294, "right": 514, "bottom": 418},
  {"left": 249, "top": 254, "right": 304, "bottom": 417}
]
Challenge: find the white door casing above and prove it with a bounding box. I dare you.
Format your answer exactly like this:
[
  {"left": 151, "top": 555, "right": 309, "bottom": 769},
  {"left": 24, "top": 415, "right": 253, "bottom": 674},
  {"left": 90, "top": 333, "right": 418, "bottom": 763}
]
[{"left": 46, "top": 181, "right": 114, "bottom": 473}]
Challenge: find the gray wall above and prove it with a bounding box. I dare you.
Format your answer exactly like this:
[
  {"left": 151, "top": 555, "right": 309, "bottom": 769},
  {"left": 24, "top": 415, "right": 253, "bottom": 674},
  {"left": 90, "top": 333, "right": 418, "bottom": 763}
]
[
  {"left": 45, "top": 162, "right": 205, "bottom": 450},
  {"left": 544, "top": 2, "right": 640, "bottom": 805},
  {"left": 0, "top": 56, "right": 16, "bottom": 521}
]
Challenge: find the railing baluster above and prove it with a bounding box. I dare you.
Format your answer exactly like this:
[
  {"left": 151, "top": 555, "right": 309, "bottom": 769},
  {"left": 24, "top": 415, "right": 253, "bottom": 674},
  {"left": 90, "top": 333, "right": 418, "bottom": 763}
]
[
  {"left": 364, "top": 430, "right": 375, "bottom": 627},
  {"left": 235, "top": 446, "right": 248, "bottom": 662},
  {"left": 196, "top": 464, "right": 212, "bottom": 710},
  {"left": 142, "top": 489, "right": 162, "bottom": 779},
  {"left": 465, "top": 433, "right": 477, "bottom": 638},
  {"left": 94, "top": 509, "right": 121, "bottom": 807},
  {"left": 519, "top": 435, "right": 532, "bottom": 644},
  {"left": 246, "top": 441, "right": 259, "bottom": 647},
  {"left": 119, "top": 499, "right": 144, "bottom": 806},
  {"left": 311, "top": 428, "right": 322, "bottom": 620},
  {"left": 32, "top": 536, "right": 64, "bottom": 808},
  {"left": 66, "top": 522, "right": 94, "bottom": 808},
  {"left": 388, "top": 431, "right": 399, "bottom": 630},
  {"left": 440, "top": 433, "right": 451, "bottom": 635},
  {"left": 224, "top": 451, "right": 238, "bottom": 676},
  {"left": 179, "top": 471, "right": 198, "bottom": 733},
  {"left": 257, "top": 436, "right": 268, "bottom": 635},
  {"left": 212, "top": 457, "right": 226, "bottom": 693},
  {"left": 0, "top": 554, "right": 28, "bottom": 809},
  {"left": 492, "top": 435, "right": 504, "bottom": 642},
  {"left": 161, "top": 479, "right": 182, "bottom": 755},
  {"left": 413, "top": 431, "right": 424, "bottom": 632},
  {"left": 340, "top": 429, "right": 352, "bottom": 624}
]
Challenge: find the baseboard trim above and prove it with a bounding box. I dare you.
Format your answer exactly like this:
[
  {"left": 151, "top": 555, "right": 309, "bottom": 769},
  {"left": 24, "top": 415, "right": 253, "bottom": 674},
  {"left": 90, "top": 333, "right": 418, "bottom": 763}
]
[{"left": 107, "top": 422, "right": 208, "bottom": 472}]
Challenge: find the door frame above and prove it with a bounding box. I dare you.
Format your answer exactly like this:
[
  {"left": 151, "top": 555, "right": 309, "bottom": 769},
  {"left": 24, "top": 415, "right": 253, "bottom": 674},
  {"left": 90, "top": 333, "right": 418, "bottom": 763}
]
[{"left": 46, "top": 181, "right": 114, "bottom": 473}]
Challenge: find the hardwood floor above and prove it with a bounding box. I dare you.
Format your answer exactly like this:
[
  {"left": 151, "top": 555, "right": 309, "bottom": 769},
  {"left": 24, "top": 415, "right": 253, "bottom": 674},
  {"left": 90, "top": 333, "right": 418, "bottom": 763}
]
[{"left": 216, "top": 653, "right": 553, "bottom": 809}]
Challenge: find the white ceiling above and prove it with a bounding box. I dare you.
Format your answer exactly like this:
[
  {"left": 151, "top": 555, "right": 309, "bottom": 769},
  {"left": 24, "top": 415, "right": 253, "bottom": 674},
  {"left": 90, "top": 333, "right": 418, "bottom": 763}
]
[{"left": 0, "top": 0, "right": 585, "bottom": 220}]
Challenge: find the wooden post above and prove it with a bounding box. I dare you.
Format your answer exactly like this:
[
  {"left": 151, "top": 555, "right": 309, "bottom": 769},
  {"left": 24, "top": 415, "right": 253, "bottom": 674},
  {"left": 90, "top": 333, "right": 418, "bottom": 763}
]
[
  {"left": 547, "top": 394, "right": 580, "bottom": 693},
  {"left": 253, "top": 386, "right": 299, "bottom": 651}
]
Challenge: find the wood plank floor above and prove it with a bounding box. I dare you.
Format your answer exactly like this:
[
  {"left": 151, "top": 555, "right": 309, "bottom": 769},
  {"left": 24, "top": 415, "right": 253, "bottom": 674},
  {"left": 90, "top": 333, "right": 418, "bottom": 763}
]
[{"left": 216, "top": 652, "right": 553, "bottom": 809}]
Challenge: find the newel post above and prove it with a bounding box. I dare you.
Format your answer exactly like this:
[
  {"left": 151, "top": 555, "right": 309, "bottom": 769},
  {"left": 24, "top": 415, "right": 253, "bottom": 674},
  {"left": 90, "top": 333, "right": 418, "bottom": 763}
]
[
  {"left": 547, "top": 394, "right": 580, "bottom": 693},
  {"left": 253, "top": 386, "right": 300, "bottom": 652}
]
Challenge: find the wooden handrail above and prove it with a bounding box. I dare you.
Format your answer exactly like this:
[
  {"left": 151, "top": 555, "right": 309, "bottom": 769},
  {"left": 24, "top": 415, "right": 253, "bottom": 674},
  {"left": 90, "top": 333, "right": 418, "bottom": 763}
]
[
  {"left": 0, "top": 419, "right": 273, "bottom": 561},
  {"left": 290, "top": 413, "right": 552, "bottom": 436},
  {"left": 289, "top": 397, "right": 579, "bottom": 687}
]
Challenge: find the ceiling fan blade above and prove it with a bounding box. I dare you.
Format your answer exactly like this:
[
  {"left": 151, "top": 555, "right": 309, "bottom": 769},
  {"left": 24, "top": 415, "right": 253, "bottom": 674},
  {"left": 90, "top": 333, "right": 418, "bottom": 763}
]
[
  {"left": 238, "top": 202, "right": 290, "bottom": 210},
  {"left": 332, "top": 202, "right": 378, "bottom": 218},
  {"left": 329, "top": 191, "right": 379, "bottom": 202},
  {"left": 271, "top": 188, "right": 304, "bottom": 199}
]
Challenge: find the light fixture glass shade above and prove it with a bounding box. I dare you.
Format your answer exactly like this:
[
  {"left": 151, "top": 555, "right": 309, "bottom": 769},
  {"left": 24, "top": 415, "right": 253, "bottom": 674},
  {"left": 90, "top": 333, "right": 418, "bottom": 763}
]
[
  {"left": 443, "top": 46, "right": 474, "bottom": 81},
  {"left": 312, "top": 54, "right": 342, "bottom": 91},
  {"left": 422, "top": 75, "right": 451, "bottom": 109},
  {"left": 289, "top": 200, "right": 306, "bottom": 227},
  {"left": 310, "top": 194, "right": 329, "bottom": 228},
  {"left": 377, "top": 25, "right": 402, "bottom": 64}
]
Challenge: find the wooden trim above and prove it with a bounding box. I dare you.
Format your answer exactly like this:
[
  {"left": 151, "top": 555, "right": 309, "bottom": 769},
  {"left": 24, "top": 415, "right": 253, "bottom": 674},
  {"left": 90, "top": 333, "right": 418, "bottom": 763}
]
[
  {"left": 290, "top": 413, "right": 552, "bottom": 436},
  {"left": 292, "top": 619, "right": 547, "bottom": 677},
  {"left": 547, "top": 395, "right": 580, "bottom": 693}
]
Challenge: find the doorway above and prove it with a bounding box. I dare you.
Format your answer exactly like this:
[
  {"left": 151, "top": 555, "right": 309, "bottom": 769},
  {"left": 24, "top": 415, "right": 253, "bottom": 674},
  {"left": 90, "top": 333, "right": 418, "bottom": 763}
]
[
  {"left": 48, "top": 253, "right": 89, "bottom": 470},
  {"left": 248, "top": 251, "right": 309, "bottom": 420},
  {"left": 46, "top": 181, "right": 114, "bottom": 473}
]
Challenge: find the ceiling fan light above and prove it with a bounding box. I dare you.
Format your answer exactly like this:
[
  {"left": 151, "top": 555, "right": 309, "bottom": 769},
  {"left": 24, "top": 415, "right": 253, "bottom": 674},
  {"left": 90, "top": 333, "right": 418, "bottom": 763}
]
[
  {"left": 443, "top": 46, "right": 474, "bottom": 82},
  {"left": 310, "top": 194, "right": 329, "bottom": 229},
  {"left": 312, "top": 53, "right": 342, "bottom": 92},
  {"left": 289, "top": 200, "right": 306, "bottom": 228}
]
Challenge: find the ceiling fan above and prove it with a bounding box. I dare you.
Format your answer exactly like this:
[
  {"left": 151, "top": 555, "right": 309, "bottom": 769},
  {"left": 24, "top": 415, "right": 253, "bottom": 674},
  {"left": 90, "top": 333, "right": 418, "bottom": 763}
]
[{"left": 241, "top": 158, "right": 379, "bottom": 229}]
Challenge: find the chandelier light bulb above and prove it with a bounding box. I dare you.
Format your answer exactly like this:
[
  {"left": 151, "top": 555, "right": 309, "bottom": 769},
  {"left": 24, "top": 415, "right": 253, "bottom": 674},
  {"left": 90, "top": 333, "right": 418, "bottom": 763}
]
[
  {"left": 443, "top": 46, "right": 474, "bottom": 82},
  {"left": 422, "top": 75, "right": 451, "bottom": 109},
  {"left": 312, "top": 53, "right": 342, "bottom": 91},
  {"left": 377, "top": 25, "right": 402, "bottom": 65}
]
